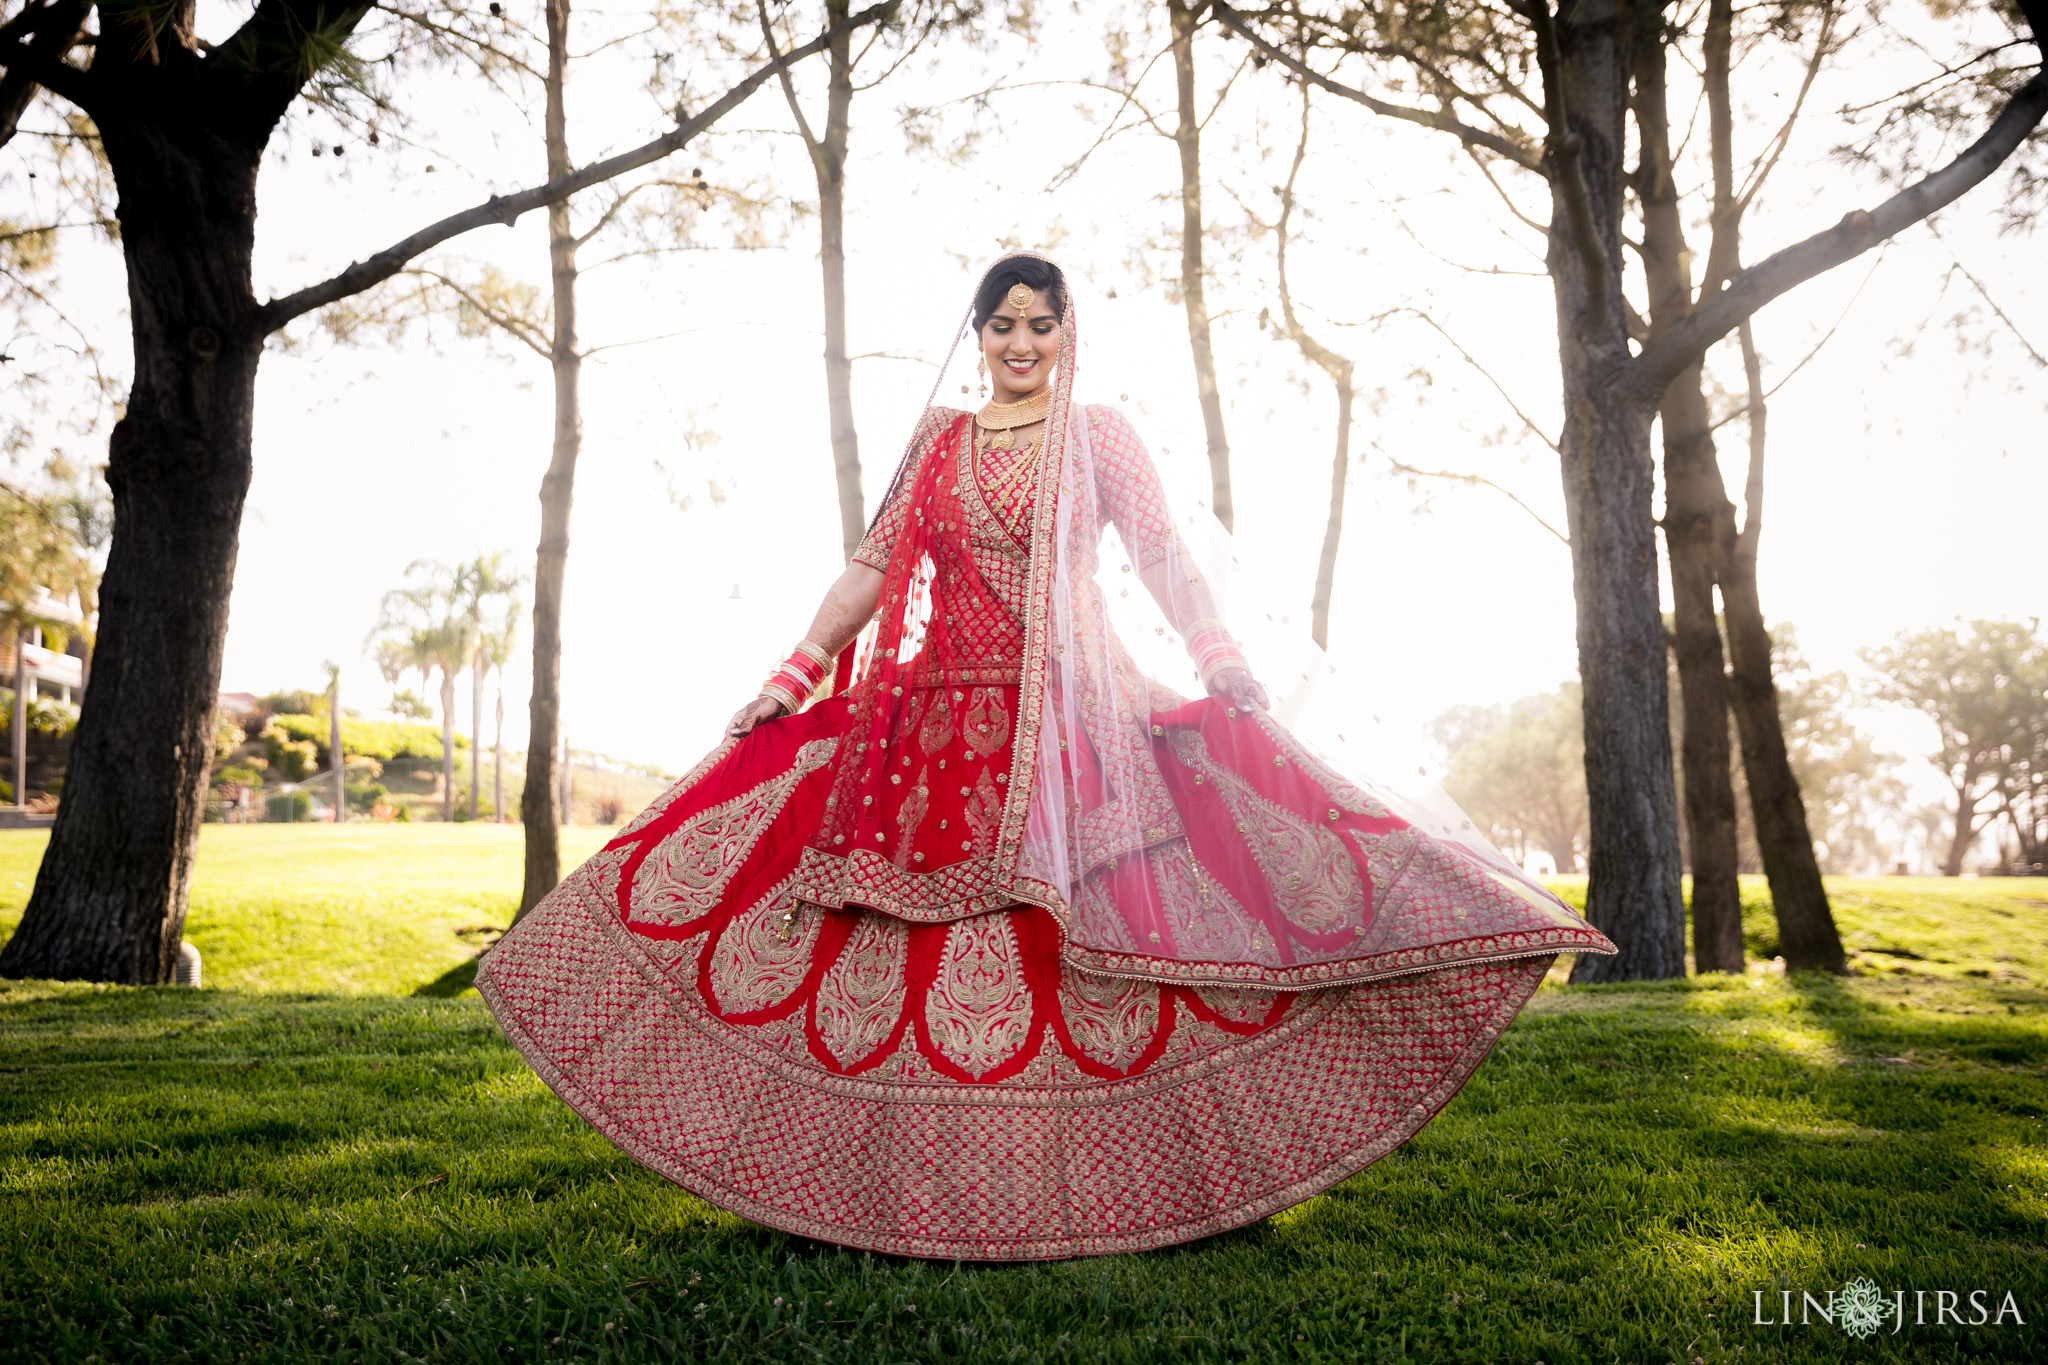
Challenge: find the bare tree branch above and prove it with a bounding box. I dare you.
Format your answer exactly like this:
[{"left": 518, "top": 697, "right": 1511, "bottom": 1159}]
[
  {"left": 1708, "top": 243, "right": 1888, "bottom": 433},
  {"left": 257, "top": 3, "right": 890, "bottom": 331},
  {"left": 406, "top": 269, "right": 552, "bottom": 358},
  {"left": 0, "top": 0, "right": 93, "bottom": 121},
  {"left": 1211, "top": 1, "right": 1544, "bottom": 173},
  {"left": 1385, "top": 453, "right": 1571, "bottom": 545},
  {"left": 1930, "top": 221, "right": 2048, "bottom": 368},
  {"left": 1398, "top": 306, "right": 1559, "bottom": 453},
  {"left": 758, "top": 0, "right": 824, "bottom": 159},
  {"left": 1630, "top": 71, "right": 2048, "bottom": 405}
]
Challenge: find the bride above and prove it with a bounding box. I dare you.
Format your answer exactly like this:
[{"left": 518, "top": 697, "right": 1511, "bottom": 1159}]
[{"left": 479, "top": 253, "right": 1613, "bottom": 1260}]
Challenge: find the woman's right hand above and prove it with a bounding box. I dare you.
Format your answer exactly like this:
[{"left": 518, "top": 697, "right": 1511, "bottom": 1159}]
[{"left": 727, "top": 696, "right": 784, "bottom": 739}]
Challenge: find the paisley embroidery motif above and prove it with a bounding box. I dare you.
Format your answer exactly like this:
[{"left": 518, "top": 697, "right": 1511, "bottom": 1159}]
[
  {"left": 1149, "top": 842, "right": 1267, "bottom": 960},
  {"left": 637, "top": 738, "right": 836, "bottom": 924},
  {"left": 963, "top": 686, "right": 1010, "bottom": 758},
  {"left": 1057, "top": 967, "right": 1160, "bottom": 1073},
  {"left": 812, "top": 913, "right": 910, "bottom": 1067},
  {"left": 965, "top": 766, "right": 1002, "bottom": 852},
  {"left": 918, "top": 690, "right": 956, "bottom": 755},
  {"left": 705, "top": 885, "right": 820, "bottom": 1015},
  {"left": 925, "top": 914, "right": 1034, "bottom": 1078},
  {"left": 893, "top": 765, "right": 931, "bottom": 870}
]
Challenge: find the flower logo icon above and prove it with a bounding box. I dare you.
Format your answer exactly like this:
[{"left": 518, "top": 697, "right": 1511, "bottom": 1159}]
[{"left": 1837, "top": 1277, "right": 1887, "bottom": 1339}]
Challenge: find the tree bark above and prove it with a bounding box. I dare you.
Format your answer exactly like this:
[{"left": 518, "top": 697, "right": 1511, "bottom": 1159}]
[
  {"left": 1634, "top": 15, "right": 1743, "bottom": 973},
  {"left": 0, "top": 110, "right": 263, "bottom": 983},
  {"left": 1168, "top": 0, "right": 1233, "bottom": 530},
  {"left": 518, "top": 0, "right": 580, "bottom": 916},
  {"left": 1541, "top": 0, "right": 1689, "bottom": 982}
]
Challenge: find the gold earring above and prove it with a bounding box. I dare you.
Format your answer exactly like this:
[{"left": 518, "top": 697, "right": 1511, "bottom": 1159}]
[{"left": 977, "top": 355, "right": 988, "bottom": 399}]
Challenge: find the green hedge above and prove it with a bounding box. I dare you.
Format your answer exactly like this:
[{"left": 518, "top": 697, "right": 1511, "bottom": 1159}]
[{"left": 268, "top": 713, "right": 468, "bottom": 763}]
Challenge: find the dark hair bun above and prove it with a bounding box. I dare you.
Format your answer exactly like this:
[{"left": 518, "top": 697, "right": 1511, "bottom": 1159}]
[{"left": 973, "top": 258, "right": 1067, "bottom": 330}]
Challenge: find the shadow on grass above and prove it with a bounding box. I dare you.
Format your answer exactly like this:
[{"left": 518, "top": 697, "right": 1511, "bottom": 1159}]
[{"left": 413, "top": 955, "right": 481, "bottom": 997}]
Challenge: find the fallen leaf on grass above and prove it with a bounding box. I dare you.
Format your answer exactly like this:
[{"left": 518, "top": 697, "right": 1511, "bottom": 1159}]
[{"left": 399, "top": 1172, "right": 448, "bottom": 1200}]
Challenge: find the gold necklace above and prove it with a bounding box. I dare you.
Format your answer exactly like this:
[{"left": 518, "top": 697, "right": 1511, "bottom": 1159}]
[{"left": 979, "top": 388, "right": 1051, "bottom": 423}]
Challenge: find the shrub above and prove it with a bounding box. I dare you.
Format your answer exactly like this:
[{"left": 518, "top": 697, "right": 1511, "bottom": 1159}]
[
  {"left": 258, "top": 689, "right": 324, "bottom": 719},
  {"left": 28, "top": 695, "right": 79, "bottom": 736},
  {"left": 267, "top": 713, "right": 467, "bottom": 764},
  {"left": 392, "top": 803, "right": 412, "bottom": 823},
  {"left": 260, "top": 724, "right": 319, "bottom": 781},
  {"left": 346, "top": 780, "right": 389, "bottom": 813},
  {"left": 265, "top": 790, "right": 312, "bottom": 823},
  {"left": 213, "top": 713, "right": 245, "bottom": 760},
  {"left": 215, "top": 764, "right": 262, "bottom": 788}
]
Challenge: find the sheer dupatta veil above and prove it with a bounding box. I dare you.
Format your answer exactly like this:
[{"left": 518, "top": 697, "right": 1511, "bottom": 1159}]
[{"left": 811, "top": 252, "right": 1601, "bottom": 991}]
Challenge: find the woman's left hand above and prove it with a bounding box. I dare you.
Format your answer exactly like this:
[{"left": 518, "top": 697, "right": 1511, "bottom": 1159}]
[{"left": 1208, "top": 666, "right": 1270, "bottom": 714}]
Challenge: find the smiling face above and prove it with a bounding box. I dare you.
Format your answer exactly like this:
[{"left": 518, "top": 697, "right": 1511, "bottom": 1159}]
[{"left": 979, "top": 297, "right": 1062, "bottom": 403}]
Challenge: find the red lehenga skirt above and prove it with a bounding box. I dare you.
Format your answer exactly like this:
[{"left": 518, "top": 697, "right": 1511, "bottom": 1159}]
[{"left": 478, "top": 682, "right": 1599, "bottom": 1261}]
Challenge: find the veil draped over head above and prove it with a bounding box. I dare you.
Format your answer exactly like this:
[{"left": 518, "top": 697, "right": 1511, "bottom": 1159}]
[{"left": 800, "top": 252, "right": 1597, "bottom": 990}]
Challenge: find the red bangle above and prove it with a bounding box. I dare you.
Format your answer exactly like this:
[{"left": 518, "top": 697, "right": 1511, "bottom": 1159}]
[{"left": 759, "top": 642, "right": 834, "bottom": 714}]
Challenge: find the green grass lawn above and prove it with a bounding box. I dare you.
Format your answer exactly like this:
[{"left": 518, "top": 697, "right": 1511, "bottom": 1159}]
[{"left": 1, "top": 829, "right": 2043, "bottom": 1364}]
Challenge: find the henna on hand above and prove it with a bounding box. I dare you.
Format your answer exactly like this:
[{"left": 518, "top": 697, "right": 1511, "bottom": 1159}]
[{"left": 1208, "top": 666, "right": 1270, "bottom": 714}]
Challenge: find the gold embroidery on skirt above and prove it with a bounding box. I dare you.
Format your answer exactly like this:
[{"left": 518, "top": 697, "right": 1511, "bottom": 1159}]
[
  {"left": 636, "top": 738, "right": 838, "bottom": 925},
  {"left": 962, "top": 686, "right": 1010, "bottom": 758},
  {"left": 894, "top": 765, "right": 931, "bottom": 870},
  {"left": 1057, "top": 966, "right": 1161, "bottom": 1072},
  {"left": 925, "top": 914, "right": 1034, "bottom": 1077},
  {"left": 812, "top": 914, "right": 910, "bottom": 1067},
  {"left": 707, "top": 881, "right": 822, "bottom": 1014},
  {"left": 917, "top": 690, "right": 956, "bottom": 755}
]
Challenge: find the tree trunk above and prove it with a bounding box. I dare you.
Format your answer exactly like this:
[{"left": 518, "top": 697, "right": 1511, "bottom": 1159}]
[
  {"left": 469, "top": 648, "right": 482, "bottom": 820},
  {"left": 439, "top": 668, "right": 456, "bottom": 821},
  {"left": 518, "top": 0, "right": 581, "bottom": 918},
  {"left": 1309, "top": 376, "right": 1352, "bottom": 650},
  {"left": 1633, "top": 22, "right": 1743, "bottom": 972},
  {"left": 11, "top": 626, "right": 24, "bottom": 810},
  {"left": 1168, "top": 0, "right": 1232, "bottom": 531},
  {"left": 1545, "top": 0, "right": 1688, "bottom": 982},
  {"left": 818, "top": 0, "right": 861, "bottom": 561},
  {"left": 0, "top": 116, "right": 263, "bottom": 983},
  {"left": 494, "top": 687, "right": 504, "bottom": 825},
  {"left": 560, "top": 730, "right": 573, "bottom": 825},
  {"left": 1714, "top": 323, "right": 1843, "bottom": 970},
  {"left": 330, "top": 672, "right": 345, "bottom": 823},
  {"left": 1943, "top": 771, "right": 1983, "bottom": 875}
]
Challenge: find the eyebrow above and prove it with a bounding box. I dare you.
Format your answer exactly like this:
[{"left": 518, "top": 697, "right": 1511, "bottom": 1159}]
[{"left": 992, "top": 312, "right": 1061, "bottom": 324}]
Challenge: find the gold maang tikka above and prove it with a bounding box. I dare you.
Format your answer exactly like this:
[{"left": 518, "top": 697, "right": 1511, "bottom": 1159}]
[{"left": 1006, "top": 282, "right": 1034, "bottom": 318}]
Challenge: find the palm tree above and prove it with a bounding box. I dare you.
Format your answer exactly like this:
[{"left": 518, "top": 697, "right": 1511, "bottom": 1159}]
[
  {"left": 477, "top": 609, "right": 521, "bottom": 825},
  {"left": 0, "top": 473, "right": 103, "bottom": 808},
  {"left": 369, "top": 562, "right": 474, "bottom": 821},
  {"left": 452, "top": 554, "right": 525, "bottom": 821}
]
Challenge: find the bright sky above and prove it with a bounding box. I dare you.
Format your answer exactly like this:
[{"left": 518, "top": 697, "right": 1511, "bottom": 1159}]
[{"left": 9, "top": 2, "right": 2044, "bottom": 812}]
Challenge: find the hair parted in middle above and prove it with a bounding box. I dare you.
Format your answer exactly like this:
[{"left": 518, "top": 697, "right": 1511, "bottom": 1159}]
[{"left": 972, "top": 258, "right": 1067, "bottom": 331}]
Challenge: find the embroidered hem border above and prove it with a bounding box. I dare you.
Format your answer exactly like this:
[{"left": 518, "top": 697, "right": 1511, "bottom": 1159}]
[{"left": 476, "top": 865, "right": 1555, "bottom": 1261}]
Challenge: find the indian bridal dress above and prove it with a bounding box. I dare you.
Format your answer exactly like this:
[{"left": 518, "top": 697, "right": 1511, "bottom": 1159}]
[{"left": 479, "top": 254, "right": 1615, "bottom": 1261}]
